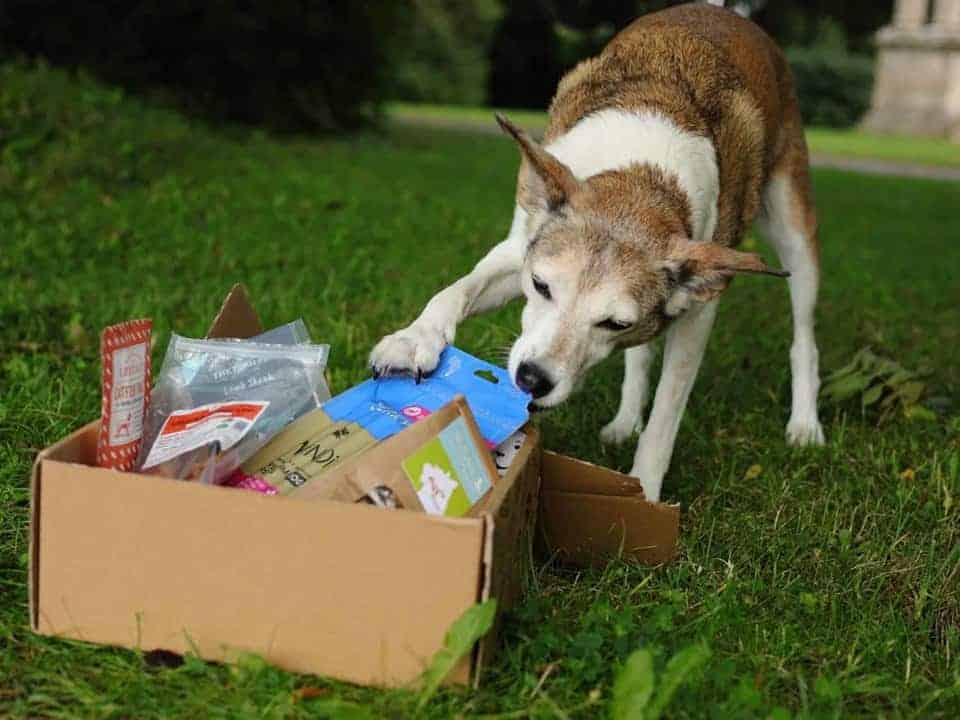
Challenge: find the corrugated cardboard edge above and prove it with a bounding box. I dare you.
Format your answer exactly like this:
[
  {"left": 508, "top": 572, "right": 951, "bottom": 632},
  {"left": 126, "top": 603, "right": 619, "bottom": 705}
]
[
  {"left": 471, "top": 427, "right": 540, "bottom": 687},
  {"left": 29, "top": 453, "right": 42, "bottom": 631}
]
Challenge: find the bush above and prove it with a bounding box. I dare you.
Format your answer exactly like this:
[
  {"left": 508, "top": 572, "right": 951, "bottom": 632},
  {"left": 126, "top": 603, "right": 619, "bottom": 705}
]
[
  {"left": 786, "top": 47, "right": 875, "bottom": 128},
  {"left": 0, "top": 1, "right": 406, "bottom": 132},
  {"left": 389, "top": 0, "right": 501, "bottom": 106}
]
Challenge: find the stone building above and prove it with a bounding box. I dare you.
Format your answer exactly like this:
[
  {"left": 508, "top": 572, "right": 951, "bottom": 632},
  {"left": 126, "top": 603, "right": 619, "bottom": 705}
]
[{"left": 863, "top": 0, "right": 960, "bottom": 141}]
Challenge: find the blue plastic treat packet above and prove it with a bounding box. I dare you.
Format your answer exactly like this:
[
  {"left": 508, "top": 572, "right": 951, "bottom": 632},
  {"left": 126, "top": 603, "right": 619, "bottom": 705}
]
[{"left": 322, "top": 347, "right": 531, "bottom": 447}]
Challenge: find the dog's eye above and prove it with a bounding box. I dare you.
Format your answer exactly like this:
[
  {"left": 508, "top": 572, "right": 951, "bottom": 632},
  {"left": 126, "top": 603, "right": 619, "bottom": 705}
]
[
  {"left": 532, "top": 276, "right": 552, "bottom": 300},
  {"left": 596, "top": 318, "right": 633, "bottom": 332}
]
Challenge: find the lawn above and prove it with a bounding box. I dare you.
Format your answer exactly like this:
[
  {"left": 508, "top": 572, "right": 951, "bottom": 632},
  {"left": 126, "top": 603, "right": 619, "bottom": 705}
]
[
  {"left": 2, "top": 64, "right": 960, "bottom": 718},
  {"left": 389, "top": 102, "right": 960, "bottom": 169}
]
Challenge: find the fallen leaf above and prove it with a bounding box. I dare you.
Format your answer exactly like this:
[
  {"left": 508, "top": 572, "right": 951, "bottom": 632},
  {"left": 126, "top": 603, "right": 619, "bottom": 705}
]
[
  {"left": 293, "top": 686, "right": 330, "bottom": 701},
  {"left": 900, "top": 468, "right": 916, "bottom": 482},
  {"left": 744, "top": 464, "right": 763, "bottom": 481},
  {"left": 66, "top": 315, "right": 89, "bottom": 349}
]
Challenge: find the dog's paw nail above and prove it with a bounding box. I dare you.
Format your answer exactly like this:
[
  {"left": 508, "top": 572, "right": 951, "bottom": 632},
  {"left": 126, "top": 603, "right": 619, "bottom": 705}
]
[
  {"left": 371, "top": 366, "right": 381, "bottom": 380},
  {"left": 786, "top": 419, "right": 825, "bottom": 447},
  {"left": 600, "top": 420, "right": 637, "bottom": 445},
  {"left": 415, "top": 368, "right": 423, "bottom": 385}
]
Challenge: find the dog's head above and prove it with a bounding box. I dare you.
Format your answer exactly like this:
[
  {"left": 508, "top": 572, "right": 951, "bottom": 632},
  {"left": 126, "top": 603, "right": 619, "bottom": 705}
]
[{"left": 496, "top": 115, "right": 788, "bottom": 408}]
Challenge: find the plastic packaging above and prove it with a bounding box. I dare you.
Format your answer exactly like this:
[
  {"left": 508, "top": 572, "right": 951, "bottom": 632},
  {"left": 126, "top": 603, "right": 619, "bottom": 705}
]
[
  {"left": 138, "top": 334, "right": 330, "bottom": 482},
  {"left": 322, "top": 347, "right": 530, "bottom": 447},
  {"left": 250, "top": 318, "right": 312, "bottom": 346}
]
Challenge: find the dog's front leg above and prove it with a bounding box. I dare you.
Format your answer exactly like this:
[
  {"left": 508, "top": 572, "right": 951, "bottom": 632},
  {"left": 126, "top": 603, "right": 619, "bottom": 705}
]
[
  {"left": 630, "top": 301, "right": 718, "bottom": 502},
  {"left": 601, "top": 345, "right": 654, "bottom": 444},
  {"left": 370, "top": 213, "right": 525, "bottom": 377}
]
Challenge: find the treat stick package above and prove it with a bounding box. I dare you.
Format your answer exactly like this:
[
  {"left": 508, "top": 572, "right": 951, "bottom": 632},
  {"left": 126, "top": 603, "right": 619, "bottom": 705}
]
[{"left": 97, "top": 319, "right": 152, "bottom": 470}]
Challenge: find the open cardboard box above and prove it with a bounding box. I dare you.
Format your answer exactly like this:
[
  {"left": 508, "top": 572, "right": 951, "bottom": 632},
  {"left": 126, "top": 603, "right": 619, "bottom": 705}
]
[{"left": 29, "top": 285, "right": 679, "bottom": 688}]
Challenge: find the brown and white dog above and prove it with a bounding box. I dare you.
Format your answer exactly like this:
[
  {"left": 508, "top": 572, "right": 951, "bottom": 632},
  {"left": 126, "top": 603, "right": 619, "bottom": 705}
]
[{"left": 370, "top": 4, "right": 824, "bottom": 502}]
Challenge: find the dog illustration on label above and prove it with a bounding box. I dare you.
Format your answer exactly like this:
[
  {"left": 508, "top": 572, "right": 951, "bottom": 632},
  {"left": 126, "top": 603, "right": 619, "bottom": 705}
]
[
  {"left": 416, "top": 462, "right": 458, "bottom": 515},
  {"left": 115, "top": 413, "right": 132, "bottom": 439}
]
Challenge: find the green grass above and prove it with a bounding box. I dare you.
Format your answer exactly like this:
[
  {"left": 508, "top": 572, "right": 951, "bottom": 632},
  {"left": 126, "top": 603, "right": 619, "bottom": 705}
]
[
  {"left": 389, "top": 102, "right": 960, "bottom": 169},
  {"left": 805, "top": 128, "right": 960, "bottom": 168},
  {"left": 3, "top": 63, "right": 960, "bottom": 718}
]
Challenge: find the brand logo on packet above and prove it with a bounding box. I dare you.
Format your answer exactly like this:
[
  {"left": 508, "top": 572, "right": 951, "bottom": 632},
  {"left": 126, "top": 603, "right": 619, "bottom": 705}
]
[{"left": 401, "top": 405, "right": 431, "bottom": 421}]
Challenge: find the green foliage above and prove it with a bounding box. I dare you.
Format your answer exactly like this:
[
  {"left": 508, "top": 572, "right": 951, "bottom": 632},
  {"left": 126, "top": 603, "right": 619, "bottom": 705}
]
[
  {"left": 609, "top": 643, "right": 711, "bottom": 720},
  {"left": 822, "top": 347, "right": 936, "bottom": 424},
  {"left": 610, "top": 649, "right": 655, "bottom": 719},
  {"left": 390, "top": 0, "right": 502, "bottom": 106},
  {"left": 2, "top": 63, "right": 960, "bottom": 718},
  {"left": 786, "top": 46, "right": 874, "bottom": 128},
  {"left": 0, "top": 1, "right": 405, "bottom": 131},
  {"left": 417, "top": 600, "right": 497, "bottom": 709}
]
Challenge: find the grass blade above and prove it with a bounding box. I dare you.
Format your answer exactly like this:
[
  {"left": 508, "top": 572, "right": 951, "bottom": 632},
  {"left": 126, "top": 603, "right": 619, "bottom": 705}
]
[
  {"left": 417, "top": 599, "right": 497, "bottom": 711},
  {"left": 610, "top": 648, "right": 655, "bottom": 720},
  {"left": 647, "top": 643, "right": 711, "bottom": 720}
]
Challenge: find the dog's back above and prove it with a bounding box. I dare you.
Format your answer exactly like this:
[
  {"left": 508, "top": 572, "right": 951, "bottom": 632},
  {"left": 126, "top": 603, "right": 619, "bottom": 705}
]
[{"left": 545, "top": 3, "right": 804, "bottom": 247}]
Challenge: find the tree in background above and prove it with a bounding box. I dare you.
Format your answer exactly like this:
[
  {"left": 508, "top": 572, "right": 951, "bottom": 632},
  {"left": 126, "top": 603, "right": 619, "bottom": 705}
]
[
  {"left": 487, "top": 0, "right": 562, "bottom": 109},
  {"left": 390, "top": 0, "right": 502, "bottom": 106},
  {"left": 482, "top": 0, "right": 891, "bottom": 125},
  {"left": 0, "top": 1, "right": 407, "bottom": 132},
  {"left": 752, "top": 0, "right": 894, "bottom": 54}
]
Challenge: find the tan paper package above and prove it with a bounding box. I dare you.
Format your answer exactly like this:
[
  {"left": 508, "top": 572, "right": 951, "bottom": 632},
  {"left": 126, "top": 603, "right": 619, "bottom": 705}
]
[{"left": 30, "top": 284, "right": 680, "bottom": 688}]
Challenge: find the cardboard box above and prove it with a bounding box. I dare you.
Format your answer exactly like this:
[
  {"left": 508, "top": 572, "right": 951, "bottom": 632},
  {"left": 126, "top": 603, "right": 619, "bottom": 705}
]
[{"left": 29, "top": 285, "right": 679, "bottom": 688}]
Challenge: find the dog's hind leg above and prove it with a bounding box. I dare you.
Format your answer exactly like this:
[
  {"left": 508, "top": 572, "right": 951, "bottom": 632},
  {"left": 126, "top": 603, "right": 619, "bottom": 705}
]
[
  {"left": 370, "top": 206, "right": 526, "bottom": 378},
  {"left": 600, "top": 344, "right": 653, "bottom": 445},
  {"left": 630, "top": 300, "right": 717, "bottom": 502},
  {"left": 755, "top": 126, "right": 825, "bottom": 446}
]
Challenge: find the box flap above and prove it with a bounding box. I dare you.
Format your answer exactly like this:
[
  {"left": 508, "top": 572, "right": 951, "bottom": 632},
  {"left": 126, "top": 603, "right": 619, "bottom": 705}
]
[
  {"left": 539, "top": 451, "right": 650, "bottom": 498},
  {"left": 206, "top": 283, "right": 263, "bottom": 339},
  {"left": 537, "top": 451, "right": 679, "bottom": 568}
]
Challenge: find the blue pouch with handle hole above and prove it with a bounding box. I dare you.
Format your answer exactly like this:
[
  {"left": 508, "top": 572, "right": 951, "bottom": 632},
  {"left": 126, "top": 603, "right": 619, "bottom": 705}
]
[{"left": 322, "top": 347, "right": 531, "bottom": 447}]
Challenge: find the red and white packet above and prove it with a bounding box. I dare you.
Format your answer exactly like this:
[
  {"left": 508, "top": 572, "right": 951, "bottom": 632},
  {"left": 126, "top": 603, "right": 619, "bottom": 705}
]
[{"left": 97, "top": 319, "right": 152, "bottom": 470}]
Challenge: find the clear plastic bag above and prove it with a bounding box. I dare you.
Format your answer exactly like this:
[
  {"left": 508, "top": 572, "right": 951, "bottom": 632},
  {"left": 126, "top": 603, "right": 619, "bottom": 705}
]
[
  {"left": 250, "top": 318, "right": 312, "bottom": 346},
  {"left": 138, "top": 334, "right": 331, "bottom": 482}
]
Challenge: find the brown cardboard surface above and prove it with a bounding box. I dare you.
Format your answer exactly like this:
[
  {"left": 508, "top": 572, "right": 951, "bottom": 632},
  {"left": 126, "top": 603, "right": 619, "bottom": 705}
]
[
  {"left": 472, "top": 427, "right": 541, "bottom": 681},
  {"left": 35, "top": 443, "right": 487, "bottom": 686},
  {"left": 29, "top": 420, "right": 101, "bottom": 630},
  {"left": 537, "top": 451, "right": 680, "bottom": 567},
  {"left": 206, "top": 284, "right": 263, "bottom": 339}
]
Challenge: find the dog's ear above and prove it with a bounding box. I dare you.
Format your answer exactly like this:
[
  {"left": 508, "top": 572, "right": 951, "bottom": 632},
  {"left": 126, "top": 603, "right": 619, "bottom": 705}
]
[
  {"left": 660, "top": 237, "right": 789, "bottom": 316},
  {"left": 496, "top": 113, "right": 578, "bottom": 213}
]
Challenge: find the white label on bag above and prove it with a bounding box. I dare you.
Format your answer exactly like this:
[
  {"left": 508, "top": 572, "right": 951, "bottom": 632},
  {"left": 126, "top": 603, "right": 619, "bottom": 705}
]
[
  {"left": 141, "top": 401, "right": 269, "bottom": 470},
  {"left": 108, "top": 342, "right": 149, "bottom": 445}
]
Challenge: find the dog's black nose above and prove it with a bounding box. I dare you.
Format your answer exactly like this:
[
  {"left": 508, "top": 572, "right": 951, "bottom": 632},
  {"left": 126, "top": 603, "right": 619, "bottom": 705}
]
[{"left": 516, "top": 361, "right": 554, "bottom": 399}]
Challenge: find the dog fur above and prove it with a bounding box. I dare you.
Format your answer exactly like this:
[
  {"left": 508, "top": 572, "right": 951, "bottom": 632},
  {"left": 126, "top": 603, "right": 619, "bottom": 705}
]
[{"left": 370, "top": 4, "right": 824, "bottom": 502}]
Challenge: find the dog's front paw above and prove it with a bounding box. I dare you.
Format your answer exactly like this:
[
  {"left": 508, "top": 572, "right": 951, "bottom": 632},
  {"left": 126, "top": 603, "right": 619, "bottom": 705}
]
[
  {"left": 786, "top": 416, "right": 825, "bottom": 446},
  {"left": 369, "top": 324, "right": 446, "bottom": 379},
  {"left": 600, "top": 416, "right": 640, "bottom": 445},
  {"left": 628, "top": 459, "right": 665, "bottom": 504}
]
